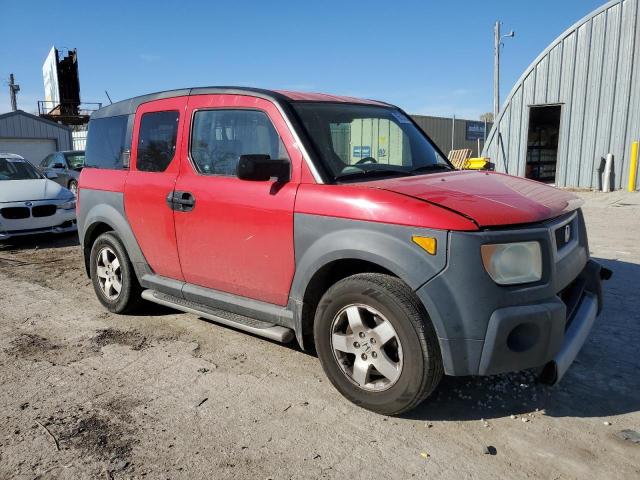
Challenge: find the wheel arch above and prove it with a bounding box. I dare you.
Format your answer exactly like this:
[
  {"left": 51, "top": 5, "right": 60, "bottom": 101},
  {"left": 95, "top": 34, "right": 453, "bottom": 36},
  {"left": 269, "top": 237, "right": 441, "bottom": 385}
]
[
  {"left": 78, "top": 190, "right": 151, "bottom": 280},
  {"left": 289, "top": 217, "right": 449, "bottom": 350}
]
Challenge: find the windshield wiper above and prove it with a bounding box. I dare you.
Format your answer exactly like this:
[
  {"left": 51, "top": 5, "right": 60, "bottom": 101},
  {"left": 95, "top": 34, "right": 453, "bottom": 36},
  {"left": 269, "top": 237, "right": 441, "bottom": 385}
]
[
  {"left": 334, "top": 168, "right": 415, "bottom": 182},
  {"left": 410, "top": 164, "right": 454, "bottom": 174}
]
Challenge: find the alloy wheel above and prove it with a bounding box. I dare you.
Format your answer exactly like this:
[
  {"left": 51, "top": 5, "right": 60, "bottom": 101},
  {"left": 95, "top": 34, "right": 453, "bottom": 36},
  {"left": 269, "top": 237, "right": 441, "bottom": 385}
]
[
  {"left": 96, "top": 247, "right": 122, "bottom": 300},
  {"left": 330, "top": 304, "right": 403, "bottom": 391}
]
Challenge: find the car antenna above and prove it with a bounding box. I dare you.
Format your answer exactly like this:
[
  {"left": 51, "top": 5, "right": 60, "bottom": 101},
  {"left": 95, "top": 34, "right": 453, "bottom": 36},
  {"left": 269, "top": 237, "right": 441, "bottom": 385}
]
[{"left": 105, "top": 90, "right": 113, "bottom": 105}]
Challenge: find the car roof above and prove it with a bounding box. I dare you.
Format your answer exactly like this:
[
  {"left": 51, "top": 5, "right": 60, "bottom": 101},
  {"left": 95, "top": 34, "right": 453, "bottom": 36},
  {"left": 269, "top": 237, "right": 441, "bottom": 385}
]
[
  {"left": 0, "top": 153, "right": 26, "bottom": 160},
  {"left": 92, "top": 86, "right": 393, "bottom": 119}
]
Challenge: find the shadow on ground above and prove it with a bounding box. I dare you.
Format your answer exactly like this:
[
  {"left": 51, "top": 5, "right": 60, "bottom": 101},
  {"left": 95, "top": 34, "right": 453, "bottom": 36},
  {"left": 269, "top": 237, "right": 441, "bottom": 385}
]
[
  {"left": 0, "top": 231, "right": 80, "bottom": 250},
  {"left": 404, "top": 257, "right": 640, "bottom": 422}
]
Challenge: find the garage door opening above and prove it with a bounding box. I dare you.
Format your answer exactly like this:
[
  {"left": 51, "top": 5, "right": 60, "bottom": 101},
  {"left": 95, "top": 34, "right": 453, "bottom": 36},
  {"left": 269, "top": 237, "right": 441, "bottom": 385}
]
[{"left": 525, "top": 105, "right": 561, "bottom": 183}]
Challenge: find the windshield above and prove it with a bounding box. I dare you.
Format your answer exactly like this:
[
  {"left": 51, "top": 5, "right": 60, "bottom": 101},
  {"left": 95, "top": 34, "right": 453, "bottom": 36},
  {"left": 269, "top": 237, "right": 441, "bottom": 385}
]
[
  {"left": 65, "top": 152, "right": 86, "bottom": 169},
  {"left": 292, "top": 103, "right": 452, "bottom": 182},
  {"left": 0, "top": 158, "right": 43, "bottom": 181}
]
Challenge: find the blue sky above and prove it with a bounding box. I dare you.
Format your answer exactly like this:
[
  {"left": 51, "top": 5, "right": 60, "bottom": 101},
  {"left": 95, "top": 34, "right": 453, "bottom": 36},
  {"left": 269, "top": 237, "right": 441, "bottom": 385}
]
[{"left": 0, "top": 0, "right": 605, "bottom": 119}]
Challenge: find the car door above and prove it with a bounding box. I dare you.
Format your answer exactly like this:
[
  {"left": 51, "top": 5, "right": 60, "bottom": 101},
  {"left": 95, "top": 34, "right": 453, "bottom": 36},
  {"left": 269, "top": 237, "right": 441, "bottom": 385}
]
[
  {"left": 173, "top": 94, "right": 301, "bottom": 306},
  {"left": 51, "top": 152, "right": 70, "bottom": 186},
  {"left": 40, "top": 153, "right": 65, "bottom": 186},
  {"left": 39, "top": 154, "right": 54, "bottom": 176},
  {"left": 123, "top": 96, "right": 188, "bottom": 281}
]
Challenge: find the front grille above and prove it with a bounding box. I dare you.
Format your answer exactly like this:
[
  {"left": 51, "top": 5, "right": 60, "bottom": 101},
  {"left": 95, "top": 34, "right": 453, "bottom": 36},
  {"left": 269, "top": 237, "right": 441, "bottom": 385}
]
[
  {"left": 32, "top": 205, "right": 57, "bottom": 217},
  {"left": 0, "top": 207, "right": 30, "bottom": 219},
  {"left": 554, "top": 217, "right": 576, "bottom": 252},
  {"left": 558, "top": 268, "right": 587, "bottom": 330}
]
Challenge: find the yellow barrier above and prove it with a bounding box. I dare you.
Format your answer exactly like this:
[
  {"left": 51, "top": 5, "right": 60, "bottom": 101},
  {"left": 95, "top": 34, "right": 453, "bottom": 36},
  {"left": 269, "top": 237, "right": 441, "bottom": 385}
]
[
  {"left": 464, "top": 157, "right": 489, "bottom": 170},
  {"left": 630, "top": 141, "right": 639, "bottom": 192}
]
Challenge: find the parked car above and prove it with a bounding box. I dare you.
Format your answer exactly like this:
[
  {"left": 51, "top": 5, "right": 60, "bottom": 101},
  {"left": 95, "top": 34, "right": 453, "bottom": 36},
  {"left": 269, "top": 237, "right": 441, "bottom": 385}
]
[
  {"left": 77, "top": 87, "right": 610, "bottom": 415},
  {"left": 39, "top": 150, "right": 85, "bottom": 196},
  {"left": 0, "top": 153, "right": 77, "bottom": 240}
]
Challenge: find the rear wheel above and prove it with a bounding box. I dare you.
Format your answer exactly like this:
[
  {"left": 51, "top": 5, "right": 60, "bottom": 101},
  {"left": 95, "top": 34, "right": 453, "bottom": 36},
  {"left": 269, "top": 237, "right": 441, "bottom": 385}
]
[
  {"left": 314, "top": 273, "right": 443, "bottom": 415},
  {"left": 90, "top": 232, "right": 142, "bottom": 313}
]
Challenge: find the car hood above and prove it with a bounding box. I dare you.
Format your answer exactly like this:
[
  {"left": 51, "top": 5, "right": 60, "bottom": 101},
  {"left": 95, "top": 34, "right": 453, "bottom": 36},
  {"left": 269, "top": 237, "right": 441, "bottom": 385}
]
[
  {"left": 366, "top": 171, "right": 583, "bottom": 227},
  {"left": 0, "top": 179, "right": 71, "bottom": 203}
]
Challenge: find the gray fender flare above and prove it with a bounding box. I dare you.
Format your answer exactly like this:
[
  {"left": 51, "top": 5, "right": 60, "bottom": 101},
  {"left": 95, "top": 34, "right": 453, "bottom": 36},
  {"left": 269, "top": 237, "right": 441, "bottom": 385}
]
[
  {"left": 288, "top": 215, "right": 448, "bottom": 347},
  {"left": 78, "top": 190, "right": 150, "bottom": 279}
]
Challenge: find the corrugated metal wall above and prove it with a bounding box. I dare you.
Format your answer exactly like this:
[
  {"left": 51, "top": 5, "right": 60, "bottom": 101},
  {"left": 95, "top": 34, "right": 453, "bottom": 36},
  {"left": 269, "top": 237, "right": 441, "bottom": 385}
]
[
  {"left": 483, "top": 0, "right": 640, "bottom": 189},
  {"left": 0, "top": 110, "right": 72, "bottom": 151},
  {"left": 412, "top": 115, "right": 492, "bottom": 156}
]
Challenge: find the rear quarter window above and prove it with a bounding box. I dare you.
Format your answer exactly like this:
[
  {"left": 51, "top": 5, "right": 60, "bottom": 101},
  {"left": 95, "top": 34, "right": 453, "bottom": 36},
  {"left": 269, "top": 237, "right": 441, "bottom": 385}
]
[{"left": 85, "top": 115, "right": 131, "bottom": 169}]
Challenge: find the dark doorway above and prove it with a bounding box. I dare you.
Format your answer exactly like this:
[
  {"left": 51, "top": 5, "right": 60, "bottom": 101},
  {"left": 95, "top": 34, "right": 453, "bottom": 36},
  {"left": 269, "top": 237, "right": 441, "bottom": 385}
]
[{"left": 525, "top": 105, "right": 561, "bottom": 183}]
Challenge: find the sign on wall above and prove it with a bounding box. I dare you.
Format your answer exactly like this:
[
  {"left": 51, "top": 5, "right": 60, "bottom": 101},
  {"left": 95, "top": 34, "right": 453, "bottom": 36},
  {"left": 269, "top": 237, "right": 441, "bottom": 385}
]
[
  {"left": 465, "top": 121, "right": 486, "bottom": 141},
  {"left": 352, "top": 145, "right": 372, "bottom": 158}
]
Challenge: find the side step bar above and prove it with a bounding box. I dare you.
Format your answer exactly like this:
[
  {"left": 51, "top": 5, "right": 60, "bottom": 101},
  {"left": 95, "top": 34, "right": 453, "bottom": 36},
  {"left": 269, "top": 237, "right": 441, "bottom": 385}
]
[{"left": 141, "top": 289, "right": 295, "bottom": 343}]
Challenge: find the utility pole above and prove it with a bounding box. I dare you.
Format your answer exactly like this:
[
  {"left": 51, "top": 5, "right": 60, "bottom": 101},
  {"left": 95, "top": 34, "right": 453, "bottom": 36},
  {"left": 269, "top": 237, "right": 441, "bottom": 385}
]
[
  {"left": 9, "top": 74, "right": 20, "bottom": 111},
  {"left": 494, "top": 21, "right": 515, "bottom": 119}
]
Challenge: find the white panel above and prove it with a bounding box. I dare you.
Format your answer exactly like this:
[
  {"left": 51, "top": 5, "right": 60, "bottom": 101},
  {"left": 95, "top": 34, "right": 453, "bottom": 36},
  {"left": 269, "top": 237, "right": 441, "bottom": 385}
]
[
  {"left": 610, "top": 0, "right": 637, "bottom": 187},
  {"left": 0, "top": 138, "right": 56, "bottom": 165},
  {"left": 508, "top": 88, "right": 524, "bottom": 176},
  {"left": 534, "top": 56, "right": 549, "bottom": 104},
  {"left": 565, "top": 22, "right": 592, "bottom": 188},
  {"left": 556, "top": 32, "right": 578, "bottom": 187},
  {"left": 546, "top": 44, "right": 564, "bottom": 103},
  {"left": 520, "top": 74, "right": 536, "bottom": 179},
  {"left": 623, "top": 0, "right": 640, "bottom": 189},
  {"left": 579, "top": 12, "right": 607, "bottom": 187},
  {"left": 593, "top": 3, "right": 623, "bottom": 188}
]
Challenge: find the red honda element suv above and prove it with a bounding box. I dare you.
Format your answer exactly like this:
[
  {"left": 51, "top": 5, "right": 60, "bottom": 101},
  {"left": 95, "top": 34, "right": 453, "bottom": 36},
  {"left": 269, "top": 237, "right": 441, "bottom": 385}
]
[{"left": 78, "top": 87, "right": 610, "bottom": 414}]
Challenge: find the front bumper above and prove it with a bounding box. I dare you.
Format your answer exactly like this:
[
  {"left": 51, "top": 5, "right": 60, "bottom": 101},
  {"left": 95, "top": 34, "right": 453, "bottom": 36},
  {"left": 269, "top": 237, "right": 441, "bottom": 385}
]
[
  {"left": 416, "top": 210, "right": 608, "bottom": 381},
  {"left": 0, "top": 200, "right": 77, "bottom": 240},
  {"left": 477, "top": 260, "right": 604, "bottom": 382}
]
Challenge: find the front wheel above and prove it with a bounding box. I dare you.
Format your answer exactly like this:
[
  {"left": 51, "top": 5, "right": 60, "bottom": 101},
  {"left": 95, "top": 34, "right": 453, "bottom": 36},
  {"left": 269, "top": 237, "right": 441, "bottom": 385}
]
[
  {"left": 90, "top": 232, "right": 142, "bottom": 313},
  {"left": 314, "top": 273, "right": 443, "bottom": 415}
]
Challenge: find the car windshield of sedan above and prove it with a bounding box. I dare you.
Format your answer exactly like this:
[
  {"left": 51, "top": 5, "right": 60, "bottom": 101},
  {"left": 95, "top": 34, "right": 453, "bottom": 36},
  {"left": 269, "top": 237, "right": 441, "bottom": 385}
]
[
  {"left": 292, "top": 102, "right": 453, "bottom": 182},
  {"left": 65, "top": 152, "right": 86, "bottom": 170},
  {"left": 0, "top": 158, "right": 43, "bottom": 180}
]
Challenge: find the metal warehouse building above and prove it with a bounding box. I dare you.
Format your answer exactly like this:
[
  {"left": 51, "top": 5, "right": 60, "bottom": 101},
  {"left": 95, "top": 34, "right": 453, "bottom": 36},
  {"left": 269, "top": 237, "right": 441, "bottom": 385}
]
[
  {"left": 412, "top": 115, "right": 492, "bottom": 157},
  {"left": 483, "top": 0, "right": 640, "bottom": 190},
  {"left": 0, "top": 110, "right": 72, "bottom": 166}
]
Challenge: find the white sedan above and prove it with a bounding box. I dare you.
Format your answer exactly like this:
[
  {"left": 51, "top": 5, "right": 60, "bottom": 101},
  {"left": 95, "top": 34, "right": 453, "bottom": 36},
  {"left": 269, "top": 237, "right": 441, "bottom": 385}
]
[{"left": 0, "top": 153, "right": 77, "bottom": 240}]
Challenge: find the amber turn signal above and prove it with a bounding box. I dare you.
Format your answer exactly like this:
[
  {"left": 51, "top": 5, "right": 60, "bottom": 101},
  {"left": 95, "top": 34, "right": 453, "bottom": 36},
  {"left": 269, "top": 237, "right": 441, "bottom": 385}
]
[{"left": 412, "top": 235, "right": 437, "bottom": 255}]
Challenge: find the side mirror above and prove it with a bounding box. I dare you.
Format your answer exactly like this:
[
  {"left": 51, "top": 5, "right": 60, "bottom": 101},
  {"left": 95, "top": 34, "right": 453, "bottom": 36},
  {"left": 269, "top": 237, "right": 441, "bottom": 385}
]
[
  {"left": 45, "top": 171, "right": 58, "bottom": 179},
  {"left": 52, "top": 163, "right": 66, "bottom": 169},
  {"left": 237, "top": 155, "right": 290, "bottom": 182}
]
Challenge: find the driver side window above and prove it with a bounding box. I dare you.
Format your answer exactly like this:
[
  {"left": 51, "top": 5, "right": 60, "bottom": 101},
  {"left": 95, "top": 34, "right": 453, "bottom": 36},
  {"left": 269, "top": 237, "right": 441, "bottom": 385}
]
[
  {"left": 190, "top": 109, "right": 289, "bottom": 176},
  {"left": 41, "top": 154, "right": 53, "bottom": 168}
]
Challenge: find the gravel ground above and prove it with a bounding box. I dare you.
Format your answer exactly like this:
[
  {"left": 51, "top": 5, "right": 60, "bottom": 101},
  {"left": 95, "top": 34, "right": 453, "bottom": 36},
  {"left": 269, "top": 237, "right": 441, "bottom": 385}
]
[{"left": 0, "top": 191, "right": 639, "bottom": 479}]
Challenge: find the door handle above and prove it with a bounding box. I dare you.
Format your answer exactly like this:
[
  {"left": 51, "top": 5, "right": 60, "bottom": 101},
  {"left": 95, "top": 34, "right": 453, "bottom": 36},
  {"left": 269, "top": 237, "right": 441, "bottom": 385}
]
[{"left": 166, "top": 191, "right": 196, "bottom": 212}]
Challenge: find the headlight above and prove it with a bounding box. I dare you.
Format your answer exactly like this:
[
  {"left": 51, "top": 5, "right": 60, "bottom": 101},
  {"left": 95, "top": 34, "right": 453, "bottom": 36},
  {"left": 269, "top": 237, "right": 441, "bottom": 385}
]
[
  {"left": 481, "top": 241, "right": 542, "bottom": 285},
  {"left": 57, "top": 199, "right": 76, "bottom": 210}
]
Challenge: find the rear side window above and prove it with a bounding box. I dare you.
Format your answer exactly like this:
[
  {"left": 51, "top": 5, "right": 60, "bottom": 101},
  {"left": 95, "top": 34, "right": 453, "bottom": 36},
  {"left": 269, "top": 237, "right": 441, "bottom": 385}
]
[
  {"left": 136, "top": 111, "right": 180, "bottom": 172},
  {"left": 85, "top": 115, "right": 129, "bottom": 169},
  {"left": 190, "top": 109, "right": 288, "bottom": 176}
]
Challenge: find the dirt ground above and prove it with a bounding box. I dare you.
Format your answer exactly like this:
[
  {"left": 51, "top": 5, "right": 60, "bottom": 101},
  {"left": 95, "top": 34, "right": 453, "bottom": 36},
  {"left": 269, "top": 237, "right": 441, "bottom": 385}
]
[{"left": 1, "top": 191, "right": 639, "bottom": 480}]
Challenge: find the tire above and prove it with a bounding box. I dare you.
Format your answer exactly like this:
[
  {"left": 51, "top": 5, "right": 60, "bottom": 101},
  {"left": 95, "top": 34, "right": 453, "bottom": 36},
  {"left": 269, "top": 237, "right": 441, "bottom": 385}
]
[
  {"left": 314, "top": 273, "right": 443, "bottom": 415},
  {"left": 68, "top": 180, "right": 78, "bottom": 196},
  {"left": 89, "top": 232, "right": 143, "bottom": 314}
]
